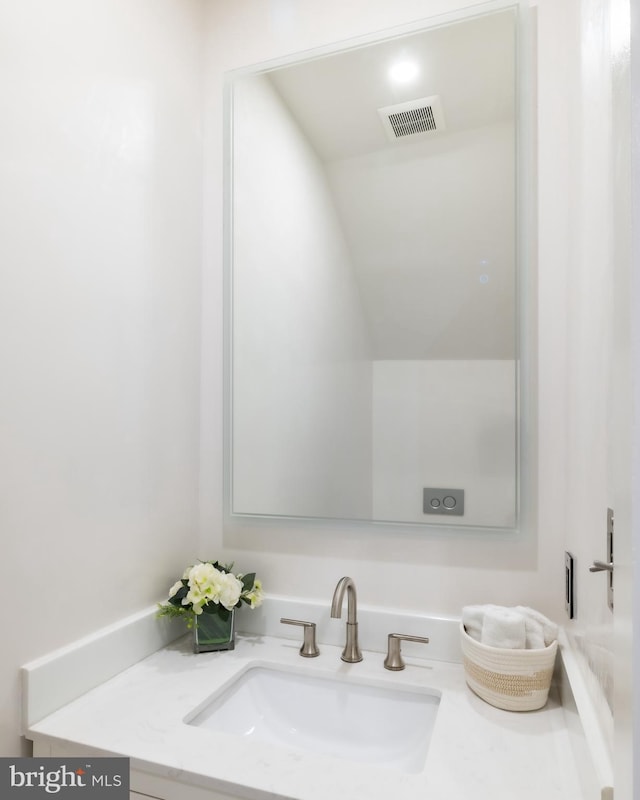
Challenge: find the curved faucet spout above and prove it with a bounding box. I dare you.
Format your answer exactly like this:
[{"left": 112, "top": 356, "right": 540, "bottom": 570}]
[
  {"left": 330, "top": 576, "right": 362, "bottom": 662},
  {"left": 331, "top": 576, "right": 357, "bottom": 623}
]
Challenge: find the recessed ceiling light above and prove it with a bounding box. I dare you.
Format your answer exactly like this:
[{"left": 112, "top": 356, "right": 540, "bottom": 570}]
[{"left": 388, "top": 60, "right": 420, "bottom": 84}]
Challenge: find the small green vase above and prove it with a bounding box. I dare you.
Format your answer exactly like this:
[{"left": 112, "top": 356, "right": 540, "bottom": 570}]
[{"left": 193, "top": 608, "right": 235, "bottom": 653}]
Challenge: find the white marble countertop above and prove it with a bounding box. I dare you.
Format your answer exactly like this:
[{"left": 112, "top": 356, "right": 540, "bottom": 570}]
[{"left": 27, "top": 633, "right": 585, "bottom": 800}]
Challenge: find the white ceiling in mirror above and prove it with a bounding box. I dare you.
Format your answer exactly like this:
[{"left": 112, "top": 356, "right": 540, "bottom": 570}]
[
  {"left": 227, "top": 3, "right": 522, "bottom": 529},
  {"left": 267, "top": 11, "right": 515, "bottom": 161},
  {"left": 266, "top": 9, "right": 516, "bottom": 360}
]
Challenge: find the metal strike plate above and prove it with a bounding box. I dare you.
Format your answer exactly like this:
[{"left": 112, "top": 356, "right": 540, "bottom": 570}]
[
  {"left": 589, "top": 508, "right": 614, "bottom": 612},
  {"left": 423, "top": 488, "right": 464, "bottom": 516},
  {"left": 606, "top": 507, "right": 614, "bottom": 612}
]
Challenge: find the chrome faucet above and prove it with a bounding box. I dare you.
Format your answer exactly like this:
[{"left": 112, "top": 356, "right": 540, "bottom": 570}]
[{"left": 330, "top": 576, "right": 362, "bottom": 663}]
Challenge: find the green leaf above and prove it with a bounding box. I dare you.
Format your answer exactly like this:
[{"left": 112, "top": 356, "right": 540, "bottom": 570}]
[
  {"left": 202, "top": 603, "right": 232, "bottom": 622},
  {"left": 241, "top": 572, "right": 256, "bottom": 592},
  {"left": 168, "top": 583, "right": 189, "bottom": 607}
]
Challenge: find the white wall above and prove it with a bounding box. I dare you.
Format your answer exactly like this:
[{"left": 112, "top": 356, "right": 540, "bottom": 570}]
[
  {"left": 201, "top": 0, "right": 559, "bottom": 627},
  {"left": 632, "top": 3, "right": 640, "bottom": 785},
  {"left": 537, "top": 0, "right": 633, "bottom": 784},
  {"left": 326, "top": 121, "right": 516, "bottom": 361},
  {"left": 1, "top": 0, "right": 630, "bottom": 782},
  {"left": 0, "top": 0, "right": 204, "bottom": 756},
  {"left": 630, "top": 0, "right": 640, "bottom": 792},
  {"left": 232, "top": 74, "right": 373, "bottom": 520},
  {"left": 372, "top": 360, "right": 516, "bottom": 527}
]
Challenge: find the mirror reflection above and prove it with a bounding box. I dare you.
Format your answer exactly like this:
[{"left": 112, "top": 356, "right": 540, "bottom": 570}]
[{"left": 229, "top": 6, "right": 519, "bottom": 528}]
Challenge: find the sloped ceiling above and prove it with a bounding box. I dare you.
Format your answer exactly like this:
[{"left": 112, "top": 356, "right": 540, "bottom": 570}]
[{"left": 266, "top": 9, "right": 517, "bottom": 359}]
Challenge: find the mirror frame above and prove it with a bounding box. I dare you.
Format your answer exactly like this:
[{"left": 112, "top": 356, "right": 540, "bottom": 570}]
[{"left": 222, "top": 0, "right": 534, "bottom": 538}]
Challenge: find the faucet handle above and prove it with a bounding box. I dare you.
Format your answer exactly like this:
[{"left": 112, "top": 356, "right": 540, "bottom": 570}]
[
  {"left": 280, "top": 618, "right": 320, "bottom": 658},
  {"left": 383, "top": 633, "right": 430, "bottom": 671}
]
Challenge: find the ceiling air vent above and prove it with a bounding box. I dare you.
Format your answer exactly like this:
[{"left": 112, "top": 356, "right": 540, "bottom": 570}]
[{"left": 377, "top": 96, "right": 446, "bottom": 142}]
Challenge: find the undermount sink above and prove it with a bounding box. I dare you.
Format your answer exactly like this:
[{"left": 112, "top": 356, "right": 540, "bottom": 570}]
[{"left": 185, "top": 664, "right": 440, "bottom": 773}]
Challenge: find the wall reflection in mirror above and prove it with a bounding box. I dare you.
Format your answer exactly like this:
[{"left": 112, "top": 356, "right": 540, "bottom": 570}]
[{"left": 228, "top": 5, "right": 520, "bottom": 529}]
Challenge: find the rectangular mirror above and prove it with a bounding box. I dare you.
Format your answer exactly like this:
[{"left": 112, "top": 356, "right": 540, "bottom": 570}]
[{"left": 226, "top": 2, "right": 526, "bottom": 530}]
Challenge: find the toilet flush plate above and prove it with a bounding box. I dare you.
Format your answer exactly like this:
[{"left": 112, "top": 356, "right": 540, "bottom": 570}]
[{"left": 423, "top": 488, "right": 464, "bottom": 516}]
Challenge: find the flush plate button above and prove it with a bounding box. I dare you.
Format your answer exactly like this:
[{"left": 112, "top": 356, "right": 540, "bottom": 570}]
[{"left": 423, "top": 488, "right": 464, "bottom": 516}]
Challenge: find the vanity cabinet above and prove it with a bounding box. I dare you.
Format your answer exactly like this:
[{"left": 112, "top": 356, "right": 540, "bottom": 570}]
[
  {"left": 127, "top": 776, "right": 243, "bottom": 800},
  {"left": 129, "top": 788, "right": 242, "bottom": 800},
  {"left": 26, "top": 630, "right": 589, "bottom": 800},
  {"left": 32, "top": 740, "right": 245, "bottom": 800}
]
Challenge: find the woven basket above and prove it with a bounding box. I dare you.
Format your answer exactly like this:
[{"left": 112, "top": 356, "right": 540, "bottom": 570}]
[{"left": 460, "top": 623, "right": 558, "bottom": 711}]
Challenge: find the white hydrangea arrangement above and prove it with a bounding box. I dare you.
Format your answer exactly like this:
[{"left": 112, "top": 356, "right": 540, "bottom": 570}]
[{"left": 158, "top": 560, "right": 263, "bottom": 627}]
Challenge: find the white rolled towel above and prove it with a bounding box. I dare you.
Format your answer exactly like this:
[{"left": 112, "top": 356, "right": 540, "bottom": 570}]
[
  {"left": 515, "top": 606, "right": 558, "bottom": 648},
  {"left": 462, "top": 604, "right": 498, "bottom": 642},
  {"left": 481, "top": 606, "right": 527, "bottom": 649}
]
